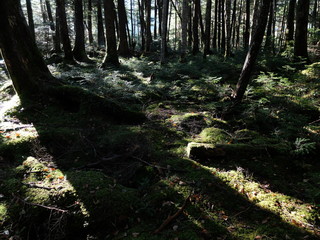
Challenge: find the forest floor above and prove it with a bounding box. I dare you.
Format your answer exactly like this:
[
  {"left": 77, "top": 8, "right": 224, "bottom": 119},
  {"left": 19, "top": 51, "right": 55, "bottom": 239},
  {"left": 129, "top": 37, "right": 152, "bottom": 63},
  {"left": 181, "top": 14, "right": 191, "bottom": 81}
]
[{"left": 0, "top": 52, "right": 320, "bottom": 240}]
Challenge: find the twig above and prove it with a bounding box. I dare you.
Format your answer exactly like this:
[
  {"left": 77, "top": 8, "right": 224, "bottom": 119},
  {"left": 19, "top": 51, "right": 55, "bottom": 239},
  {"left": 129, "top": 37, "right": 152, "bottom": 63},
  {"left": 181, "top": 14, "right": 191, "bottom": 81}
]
[
  {"left": 154, "top": 195, "right": 191, "bottom": 234},
  {"left": 22, "top": 182, "right": 55, "bottom": 191},
  {"left": 232, "top": 205, "right": 252, "bottom": 218},
  {"left": 14, "top": 195, "right": 68, "bottom": 213},
  {"left": 132, "top": 156, "right": 187, "bottom": 173},
  {"left": 74, "top": 154, "right": 122, "bottom": 169},
  {"left": 308, "top": 118, "right": 320, "bottom": 125}
]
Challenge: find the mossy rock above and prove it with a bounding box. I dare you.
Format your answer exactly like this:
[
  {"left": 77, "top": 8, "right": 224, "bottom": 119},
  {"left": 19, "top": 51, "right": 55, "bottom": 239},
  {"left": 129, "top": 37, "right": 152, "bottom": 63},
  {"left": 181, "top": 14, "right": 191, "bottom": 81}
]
[
  {"left": 197, "top": 127, "right": 230, "bottom": 144},
  {"left": 234, "top": 129, "right": 260, "bottom": 142},
  {"left": 187, "top": 141, "right": 291, "bottom": 162}
]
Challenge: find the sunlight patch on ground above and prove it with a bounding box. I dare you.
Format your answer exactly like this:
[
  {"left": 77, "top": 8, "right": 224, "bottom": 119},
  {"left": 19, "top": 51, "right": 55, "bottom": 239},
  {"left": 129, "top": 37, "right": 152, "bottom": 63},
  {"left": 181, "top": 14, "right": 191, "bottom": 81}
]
[{"left": 200, "top": 164, "right": 319, "bottom": 234}]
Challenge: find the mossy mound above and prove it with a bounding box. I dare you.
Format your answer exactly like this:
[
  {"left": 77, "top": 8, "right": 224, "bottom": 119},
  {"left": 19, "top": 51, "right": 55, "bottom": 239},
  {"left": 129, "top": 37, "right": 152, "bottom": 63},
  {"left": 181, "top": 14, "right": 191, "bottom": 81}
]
[
  {"left": 301, "top": 62, "right": 320, "bottom": 80},
  {"left": 167, "top": 113, "right": 208, "bottom": 134},
  {"left": 2, "top": 156, "right": 139, "bottom": 239},
  {"left": 197, "top": 127, "right": 230, "bottom": 144}
]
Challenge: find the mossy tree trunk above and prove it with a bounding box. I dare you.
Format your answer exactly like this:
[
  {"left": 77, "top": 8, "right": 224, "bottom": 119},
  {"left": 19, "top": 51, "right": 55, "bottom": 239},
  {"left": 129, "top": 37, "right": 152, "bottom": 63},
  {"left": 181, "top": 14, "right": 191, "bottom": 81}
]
[
  {"left": 73, "top": 0, "right": 91, "bottom": 62},
  {"left": 101, "top": 0, "right": 120, "bottom": 67},
  {"left": 0, "top": 0, "right": 58, "bottom": 100}
]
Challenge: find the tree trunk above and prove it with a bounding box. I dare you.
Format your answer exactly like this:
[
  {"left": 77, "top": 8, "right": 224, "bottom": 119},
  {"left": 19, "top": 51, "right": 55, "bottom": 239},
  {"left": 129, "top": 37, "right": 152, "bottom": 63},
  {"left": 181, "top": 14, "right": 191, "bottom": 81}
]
[
  {"left": 250, "top": 0, "right": 261, "bottom": 45},
  {"left": 0, "top": 0, "right": 57, "bottom": 99},
  {"left": 101, "top": 0, "right": 119, "bottom": 67},
  {"left": 160, "top": 0, "right": 169, "bottom": 64},
  {"left": 192, "top": 0, "right": 200, "bottom": 55},
  {"left": 40, "top": 0, "right": 48, "bottom": 23},
  {"left": 285, "top": 0, "right": 296, "bottom": 44},
  {"left": 87, "top": 0, "right": 94, "bottom": 45},
  {"left": 244, "top": 0, "right": 250, "bottom": 49},
  {"left": 73, "top": 0, "right": 90, "bottom": 62},
  {"left": 138, "top": 0, "right": 146, "bottom": 51},
  {"left": 221, "top": 0, "right": 226, "bottom": 53},
  {"left": 233, "top": 0, "right": 271, "bottom": 103},
  {"left": 118, "top": 0, "right": 131, "bottom": 56},
  {"left": 203, "top": 0, "right": 212, "bottom": 57},
  {"left": 236, "top": 0, "right": 243, "bottom": 49},
  {"left": 56, "top": 0, "right": 74, "bottom": 62},
  {"left": 217, "top": 0, "right": 221, "bottom": 49},
  {"left": 145, "top": 0, "right": 152, "bottom": 51},
  {"left": 54, "top": 5, "right": 62, "bottom": 52},
  {"left": 45, "top": 0, "right": 55, "bottom": 31},
  {"left": 264, "top": 0, "right": 273, "bottom": 49},
  {"left": 225, "top": 0, "right": 231, "bottom": 57},
  {"left": 212, "top": 0, "right": 218, "bottom": 49},
  {"left": 231, "top": 0, "right": 237, "bottom": 48},
  {"left": 294, "top": 0, "right": 309, "bottom": 60},
  {"left": 188, "top": 3, "right": 193, "bottom": 47},
  {"left": 181, "top": 0, "right": 189, "bottom": 61},
  {"left": 97, "top": 0, "right": 106, "bottom": 48},
  {"left": 154, "top": 0, "right": 158, "bottom": 39},
  {"left": 26, "top": 0, "right": 36, "bottom": 40}
]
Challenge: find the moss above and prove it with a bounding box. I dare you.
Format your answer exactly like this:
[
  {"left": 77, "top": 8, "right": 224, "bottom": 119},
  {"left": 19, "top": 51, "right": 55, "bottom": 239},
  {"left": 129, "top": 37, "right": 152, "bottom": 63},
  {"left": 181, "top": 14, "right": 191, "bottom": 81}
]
[
  {"left": 0, "top": 203, "right": 8, "bottom": 223},
  {"left": 301, "top": 62, "right": 320, "bottom": 80},
  {"left": 197, "top": 127, "right": 230, "bottom": 144}
]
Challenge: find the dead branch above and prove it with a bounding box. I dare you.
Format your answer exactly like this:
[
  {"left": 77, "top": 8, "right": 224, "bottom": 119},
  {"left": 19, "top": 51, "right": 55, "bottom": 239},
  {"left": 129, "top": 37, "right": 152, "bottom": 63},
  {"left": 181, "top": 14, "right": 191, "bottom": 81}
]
[
  {"left": 154, "top": 195, "right": 191, "bottom": 234},
  {"left": 22, "top": 182, "right": 55, "bottom": 190},
  {"left": 14, "top": 195, "right": 68, "bottom": 213}
]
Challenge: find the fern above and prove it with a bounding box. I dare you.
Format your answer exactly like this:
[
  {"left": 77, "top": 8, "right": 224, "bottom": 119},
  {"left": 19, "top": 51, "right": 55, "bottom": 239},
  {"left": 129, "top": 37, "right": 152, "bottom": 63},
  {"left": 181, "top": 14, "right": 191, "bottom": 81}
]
[{"left": 292, "top": 138, "right": 316, "bottom": 156}]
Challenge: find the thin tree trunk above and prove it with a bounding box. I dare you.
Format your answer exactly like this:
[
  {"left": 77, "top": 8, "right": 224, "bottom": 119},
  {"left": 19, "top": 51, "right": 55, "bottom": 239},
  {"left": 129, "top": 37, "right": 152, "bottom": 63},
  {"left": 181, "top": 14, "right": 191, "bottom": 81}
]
[
  {"left": 181, "top": 0, "right": 189, "bottom": 61},
  {"left": 45, "top": 0, "right": 55, "bottom": 31},
  {"left": 192, "top": 0, "right": 200, "bottom": 55},
  {"left": 40, "top": 0, "right": 48, "bottom": 23},
  {"left": 26, "top": 0, "right": 36, "bottom": 40},
  {"left": 56, "top": 0, "right": 74, "bottom": 62},
  {"left": 244, "top": 0, "right": 250, "bottom": 49},
  {"left": 236, "top": 0, "right": 243, "bottom": 49},
  {"left": 73, "top": 0, "right": 91, "bottom": 62},
  {"left": 160, "top": 0, "right": 169, "bottom": 63},
  {"left": 138, "top": 0, "right": 146, "bottom": 51},
  {"left": 145, "top": 0, "right": 152, "bottom": 51},
  {"left": 213, "top": 0, "right": 218, "bottom": 49},
  {"left": 265, "top": 0, "right": 273, "bottom": 49},
  {"left": 54, "top": 5, "right": 61, "bottom": 52},
  {"left": 188, "top": 3, "right": 193, "bottom": 47},
  {"left": 118, "top": 0, "right": 131, "bottom": 56},
  {"left": 225, "top": 0, "right": 231, "bottom": 57},
  {"left": 294, "top": 0, "right": 309, "bottom": 60},
  {"left": 154, "top": 0, "right": 158, "bottom": 39},
  {"left": 231, "top": 0, "right": 237, "bottom": 48},
  {"left": 285, "top": 0, "right": 295, "bottom": 44},
  {"left": 233, "top": 0, "right": 271, "bottom": 103},
  {"left": 221, "top": 0, "right": 225, "bottom": 53},
  {"left": 97, "top": 0, "right": 105, "bottom": 48},
  {"left": 217, "top": 0, "right": 221, "bottom": 49},
  {"left": 87, "top": 0, "right": 94, "bottom": 45},
  {"left": 250, "top": 0, "right": 261, "bottom": 45},
  {"left": 204, "top": 0, "right": 212, "bottom": 57},
  {"left": 102, "top": 0, "right": 119, "bottom": 66}
]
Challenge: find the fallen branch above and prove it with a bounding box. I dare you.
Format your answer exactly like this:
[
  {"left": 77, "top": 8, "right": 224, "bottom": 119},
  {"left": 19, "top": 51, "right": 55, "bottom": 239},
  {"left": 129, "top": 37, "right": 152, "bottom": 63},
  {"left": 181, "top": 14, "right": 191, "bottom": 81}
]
[
  {"left": 14, "top": 195, "right": 68, "bottom": 213},
  {"left": 22, "top": 182, "right": 55, "bottom": 190},
  {"left": 132, "top": 156, "right": 187, "bottom": 173},
  {"left": 154, "top": 195, "right": 191, "bottom": 234}
]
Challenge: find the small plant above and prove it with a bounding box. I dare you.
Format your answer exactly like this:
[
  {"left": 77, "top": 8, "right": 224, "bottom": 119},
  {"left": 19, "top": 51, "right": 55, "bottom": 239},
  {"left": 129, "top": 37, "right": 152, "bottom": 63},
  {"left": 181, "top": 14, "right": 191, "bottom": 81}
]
[{"left": 292, "top": 138, "right": 316, "bottom": 156}]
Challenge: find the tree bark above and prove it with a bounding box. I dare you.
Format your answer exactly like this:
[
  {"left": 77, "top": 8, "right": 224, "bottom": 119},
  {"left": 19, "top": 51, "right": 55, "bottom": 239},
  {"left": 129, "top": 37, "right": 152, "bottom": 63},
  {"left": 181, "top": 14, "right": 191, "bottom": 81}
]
[
  {"left": 203, "top": 0, "right": 212, "bottom": 57},
  {"left": 87, "top": 0, "right": 94, "bottom": 45},
  {"left": 26, "top": 0, "right": 36, "bottom": 40},
  {"left": 244, "top": 0, "right": 250, "bottom": 49},
  {"left": 192, "top": 0, "right": 200, "bottom": 55},
  {"left": 54, "top": 5, "right": 61, "bottom": 52},
  {"left": 265, "top": 0, "right": 273, "bottom": 49},
  {"left": 285, "top": 0, "right": 296, "bottom": 44},
  {"left": 97, "top": 0, "right": 106, "bottom": 48},
  {"left": 73, "top": 0, "right": 91, "bottom": 62},
  {"left": 118, "top": 0, "right": 131, "bottom": 56},
  {"left": 56, "top": 0, "right": 74, "bottom": 62},
  {"left": 233, "top": 0, "right": 271, "bottom": 103},
  {"left": 294, "top": 0, "right": 309, "bottom": 60},
  {"left": 250, "top": 0, "right": 261, "bottom": 45},
  {"left": 181, "top": 0, "right": 189, "bottom": 61},
  {"left": 212, "top": 0, "right": 218, "bottom": 49},
  {"left": 0, "top": 0, "right": 57, "bottom": 99},
  {"left": 160, "top": 0, "right": 169, "bottom": 64},
  {"left": 225, "top": 0, "right": 231, "bottom": 57},
  {"left": 45, "top": 0, "right": 55, "bottom": 31},
  {"left": 221, "top": 0, "right": 226, "bottom": 53},
  {"left": 101, "top": 0, "right": 119, "bottom": 67},
  {"left": 145, "top": 0, "right": 153, "bottom": 51}
]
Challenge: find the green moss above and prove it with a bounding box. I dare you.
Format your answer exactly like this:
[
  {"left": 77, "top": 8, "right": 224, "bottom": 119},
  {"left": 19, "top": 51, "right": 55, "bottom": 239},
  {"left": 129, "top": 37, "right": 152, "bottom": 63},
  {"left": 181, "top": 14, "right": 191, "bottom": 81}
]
[
  {"left": 301, "top": 62, "right": 320, "bottom": 80},
  {"left": 197, "top": 127, "right": 230, "bottom": 144},
  {"left": 0, "top": 203, "right": 8, "bottom": 223}
]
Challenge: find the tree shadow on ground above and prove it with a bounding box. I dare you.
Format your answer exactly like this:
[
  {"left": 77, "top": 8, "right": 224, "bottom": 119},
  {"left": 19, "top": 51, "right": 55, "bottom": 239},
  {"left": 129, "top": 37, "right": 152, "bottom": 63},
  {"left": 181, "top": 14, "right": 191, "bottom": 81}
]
[{"left": 0, "top": 96, "right": 319, "bottom": 239}]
